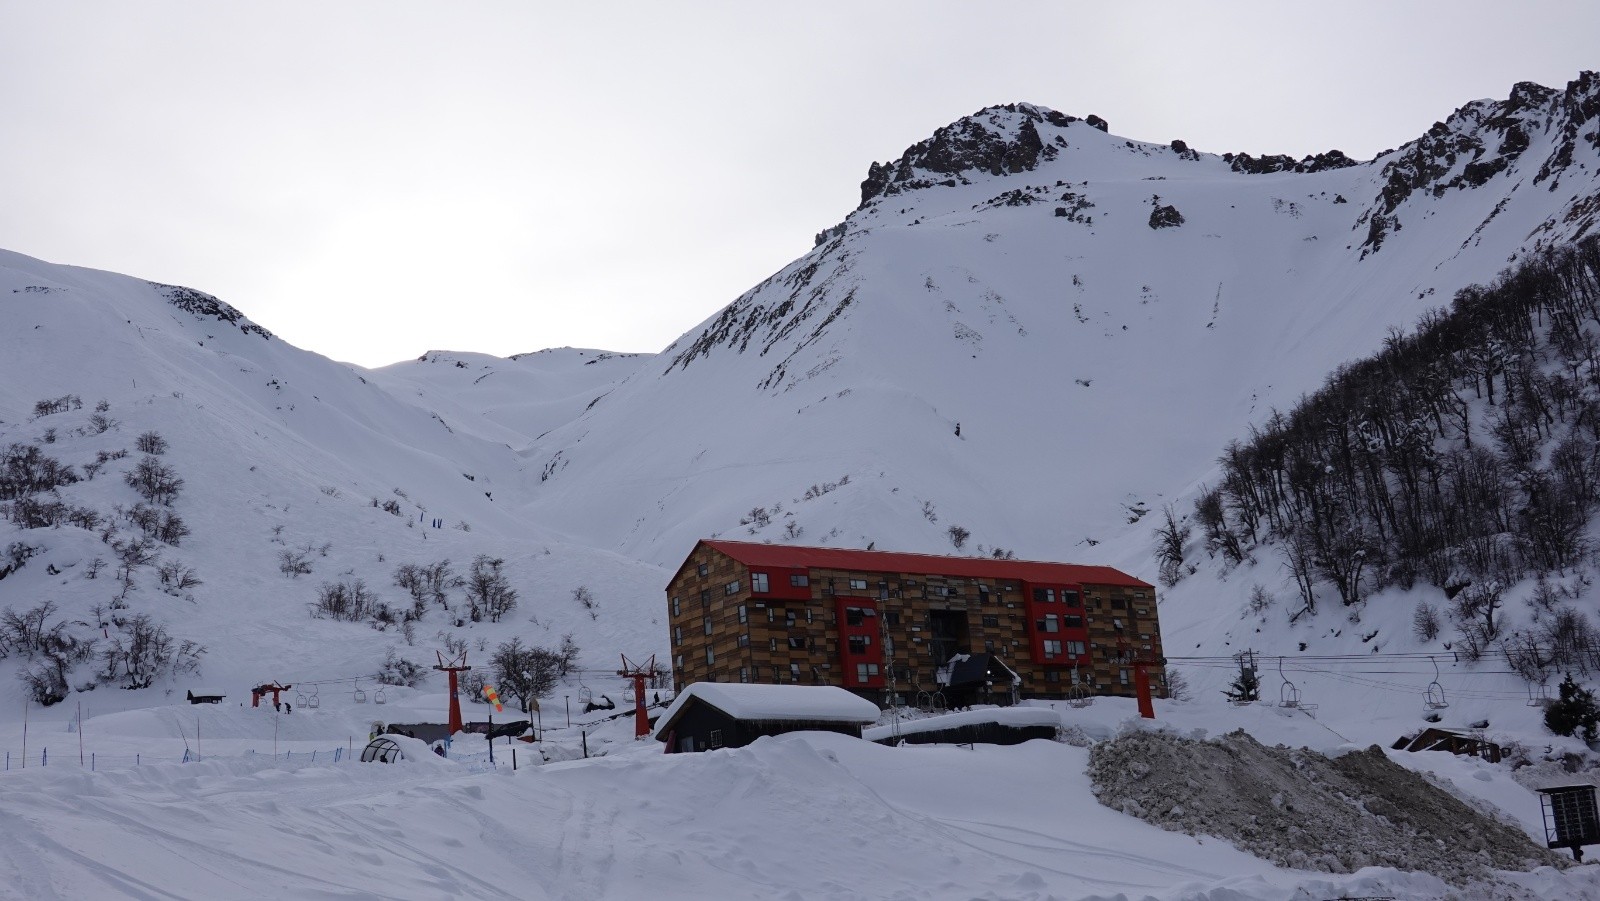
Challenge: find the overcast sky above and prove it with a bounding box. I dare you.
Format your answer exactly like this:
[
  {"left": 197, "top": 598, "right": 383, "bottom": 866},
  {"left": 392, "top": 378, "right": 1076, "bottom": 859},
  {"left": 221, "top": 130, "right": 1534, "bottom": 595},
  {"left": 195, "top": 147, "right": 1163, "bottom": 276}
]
[{"left": 2, "top": 2, "right": 1596, "bottom": 368}]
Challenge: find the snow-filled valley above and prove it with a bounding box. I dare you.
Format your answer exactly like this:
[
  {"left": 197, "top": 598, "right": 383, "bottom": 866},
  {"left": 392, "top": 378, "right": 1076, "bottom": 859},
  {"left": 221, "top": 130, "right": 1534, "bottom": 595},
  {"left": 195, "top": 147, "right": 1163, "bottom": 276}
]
[{"left": 3, "top": 72, "right": 1600, "bottom": 899}]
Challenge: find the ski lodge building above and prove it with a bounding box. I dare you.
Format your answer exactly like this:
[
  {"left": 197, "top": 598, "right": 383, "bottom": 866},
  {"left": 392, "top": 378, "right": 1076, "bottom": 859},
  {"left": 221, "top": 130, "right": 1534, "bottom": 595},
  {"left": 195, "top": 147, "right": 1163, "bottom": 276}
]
[{"left": 664, "top": 540, "right": 1165, "bottom": 705}]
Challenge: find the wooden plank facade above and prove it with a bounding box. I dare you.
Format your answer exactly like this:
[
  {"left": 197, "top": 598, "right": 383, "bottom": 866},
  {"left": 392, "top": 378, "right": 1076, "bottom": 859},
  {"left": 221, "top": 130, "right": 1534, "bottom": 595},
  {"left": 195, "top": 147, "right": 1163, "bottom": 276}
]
[{"left": 665, "top": 540, "right": 1165, "bottom": 704}]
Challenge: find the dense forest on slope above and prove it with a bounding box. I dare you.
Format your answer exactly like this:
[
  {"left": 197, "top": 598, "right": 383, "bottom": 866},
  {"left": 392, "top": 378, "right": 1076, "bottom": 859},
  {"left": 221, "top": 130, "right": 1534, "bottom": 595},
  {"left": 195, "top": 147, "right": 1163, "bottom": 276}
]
[{"left": 1188, "top": 237, "right": 1600, "bottom": 677}]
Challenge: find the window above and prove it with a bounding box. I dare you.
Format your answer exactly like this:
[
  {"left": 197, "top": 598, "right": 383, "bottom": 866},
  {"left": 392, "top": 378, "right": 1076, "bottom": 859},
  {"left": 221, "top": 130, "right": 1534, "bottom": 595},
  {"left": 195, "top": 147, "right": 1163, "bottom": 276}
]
[
  {"left": 1113, "top": 618, "right": 1125, "bottom": 631},
  {"left": 739, "top": 667, "right": 749, "bottom": 683},
  {"left": 785, "top": 610, "right": 797, "bottom": 628},
  {"left": 700, "top": 589, "right": 711, "bottom": 606},
  {"left": 1066, "top": 640, "right": 1086, "bottom": 657},
  {"left": 790, "top": 663, "right": 801, "bottom": 680},
  {"left": 1037, "top": 614, "right": 1059, "bottom": 633},
  {"left": 855, "top": 663, "right": 880, "bottom": 683},
  {"left": 737, "top": 605, "right": 748, "bottom": 624},
  {"left": 705, "top": 647, "right": 715, "bottom": 665},
  {"left": 1045, "top": 669, "right": 1061, "bottom": 682},
  {"left": 1043, "top": 639, "right": 1063, "bottom": 657},
  {"left": 984, "top": 639, "right": 995, "bottom": 652},
  {"left": 790, "top": 574, "right": 809, "bottom": 587},
  {"left": 725, "top": 580, "right": 741, "bottom": 596},
  {"left": 702, "top": 616, "right": 713, "bottom": 636},
  {"left": 671, "top": 596, "right": 680, "bottom": 616},
  {"left": 884, "top": 611, "right": 900, "bottom": 626},
  {"left": 737, "top": 633, "right": 749, "bottom": 648},
  {"left": 673, "top": 626, "right": 682, "bottom": 646},
  {"left": 1062, "top": 591, "right": 1081, "bottom": 608},
  {"left": 1033, "top": 588, "right": 1054, "bottom": 602},
  {"left": 767, "top": 607, "right": 775, "bottom": 622},
  {"left": 1111, "top": 598, "right": 1127, "bottom": 610},
  {"left": 981, "top": 615, "right": 999, "bottom": 627},
  {"left": 675, "top": 654, "right": 683, "bottom": 670},
  {"left": 709, "top": 729, "right": 723, "bottom": 749},
  {"left": 848, "top": 635, "right": 871, "bottom": 653},
  {"left": 788, "top": 636, "right": 807, "bottom": 650},
  {"left": 805, "top": 608, "right": 814, "bottom": 624},
  {"left": 849, "top": 578, "right": 868, "bottom": 590},
  {"left": 845, "top": 606, "right": 871, "bottom": 626},
  {"left": 1120, "top": 668, "right": 1130, "bottom": 686},
  {"left": 1064, "top": 615, "right": 1083, "bottom": 629},
  {"left": 770, "top": 638, "right": 778, "bottom": 651},
  {"left": 697, "top": 563, "right": 708, "bottom": 578},
  {"left": 751, "top": 572, "right": 769, "bottom": 593}
]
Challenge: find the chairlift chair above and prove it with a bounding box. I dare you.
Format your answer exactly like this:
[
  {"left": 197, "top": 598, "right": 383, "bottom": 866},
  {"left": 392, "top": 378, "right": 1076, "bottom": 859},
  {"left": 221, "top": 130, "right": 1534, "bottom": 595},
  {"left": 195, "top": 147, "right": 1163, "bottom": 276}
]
[
  {"left": 1277, "top": 657, "right": 1301, "bottom": 708},
  {"left": 1424, "top": 656, "right": 1449, "bottom": 709},
  {"left": 915, "top": 690, "right": 933, "bottom": 713},
  {"left": 374, "top": 686, "right": 387, "bottom": 705},
  {"left": 353, "top": 678, "right": 368, "bottom": 704},
  {"left": 622, "top": 682, "right": 636, "bottom": 704},
  {"left": 931, "top": 691, "right": 947, "bottom": 714},
  {"left": 1528, "top": 681, "right": 1551, "bottom": 707},
  {"left": 1067, "top": 668, "right": 1093, "bottom": 708},
  {"left": 306, "top": 687, "right": 321, "bottom": 709},
  {"left": 295, "top": 690, "right": 308, "bottom": 707}
]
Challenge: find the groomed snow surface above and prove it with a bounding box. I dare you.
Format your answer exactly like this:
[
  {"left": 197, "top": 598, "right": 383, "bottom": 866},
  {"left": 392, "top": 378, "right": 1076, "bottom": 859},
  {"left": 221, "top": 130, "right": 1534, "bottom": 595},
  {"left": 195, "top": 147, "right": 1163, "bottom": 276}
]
[{"left": 2, "top": 695, "right": 1598, "bottom": 900}]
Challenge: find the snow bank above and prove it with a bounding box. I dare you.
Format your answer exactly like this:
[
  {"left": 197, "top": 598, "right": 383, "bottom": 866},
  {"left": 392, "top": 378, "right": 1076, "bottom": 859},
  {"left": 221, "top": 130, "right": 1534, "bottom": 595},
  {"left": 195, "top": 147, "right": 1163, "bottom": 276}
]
[{"left": 862, "top": 706, "right": 1059, "bottom": 742}]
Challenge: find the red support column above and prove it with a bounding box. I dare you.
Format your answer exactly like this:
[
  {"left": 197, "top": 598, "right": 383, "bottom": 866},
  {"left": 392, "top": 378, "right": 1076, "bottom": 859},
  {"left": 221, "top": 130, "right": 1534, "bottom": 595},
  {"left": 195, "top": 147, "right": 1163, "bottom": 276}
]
[
  {"left": 434, "top": 652, "right": 472, "bottom": 736},
  {"left": 618, "top": 654, "right": 660, "bottom": 740},
  {"left": 1134, "top": 664, "right": 1155, "bottom": 719}
]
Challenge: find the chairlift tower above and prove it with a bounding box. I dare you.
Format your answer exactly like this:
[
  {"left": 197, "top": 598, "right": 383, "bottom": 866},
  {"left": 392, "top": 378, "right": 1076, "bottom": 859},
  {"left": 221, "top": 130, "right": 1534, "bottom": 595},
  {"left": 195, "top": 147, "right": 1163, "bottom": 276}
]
[
  {"left": 618, "top": 654, "right": 662, "bottom": 739},
  {"left": 433, "top": 651, "right": 472, "bottom": 735}
]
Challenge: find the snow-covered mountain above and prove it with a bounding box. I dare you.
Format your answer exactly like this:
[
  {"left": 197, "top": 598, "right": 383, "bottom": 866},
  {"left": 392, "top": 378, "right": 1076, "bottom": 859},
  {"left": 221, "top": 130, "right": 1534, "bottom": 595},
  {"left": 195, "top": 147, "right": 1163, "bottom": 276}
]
[
  {"left": 3, "top": 72, "right": 1600, "bottom": 901},
  {"left": 516, "top": 74, "right": 1600, "bottom": 575},
  {"left": 4, "top": 73, "right": 1598, "bottom": 702},
  {"left": 0, "top": 250, "right": 671, "bottom": 697}
]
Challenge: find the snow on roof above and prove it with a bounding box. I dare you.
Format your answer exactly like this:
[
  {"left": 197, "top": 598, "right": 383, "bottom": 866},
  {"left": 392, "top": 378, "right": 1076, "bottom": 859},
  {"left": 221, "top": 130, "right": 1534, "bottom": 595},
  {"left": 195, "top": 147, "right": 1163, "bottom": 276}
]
[
  {"left": 862, "top": 707, "right": 1061, "bottom": 743},
  {"left": 654, "top": 682, "right": 881, "bottom": 739},
  {"left": 700, "top": 540, "right": 1151, "bottom": 589}
]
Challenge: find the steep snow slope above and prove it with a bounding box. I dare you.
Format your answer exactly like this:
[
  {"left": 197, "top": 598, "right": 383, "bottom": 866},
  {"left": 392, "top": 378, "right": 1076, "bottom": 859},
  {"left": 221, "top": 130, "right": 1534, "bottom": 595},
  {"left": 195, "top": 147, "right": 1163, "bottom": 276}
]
[
  {"left": 517, "top": 76, "right": 1600, "bottom": 573},
  {"left": 368, "top": 348, "right": 649, "bottom": 448},
  {"left": 0, "top": 250, "right": 671, "bottom": 707}
]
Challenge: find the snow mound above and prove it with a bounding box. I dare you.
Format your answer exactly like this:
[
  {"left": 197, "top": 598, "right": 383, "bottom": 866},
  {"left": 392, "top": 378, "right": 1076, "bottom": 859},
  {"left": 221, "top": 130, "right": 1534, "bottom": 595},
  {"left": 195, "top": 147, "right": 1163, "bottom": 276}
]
[{"left": 1088, "top": 729, "right": 1564, "bottom": 885}]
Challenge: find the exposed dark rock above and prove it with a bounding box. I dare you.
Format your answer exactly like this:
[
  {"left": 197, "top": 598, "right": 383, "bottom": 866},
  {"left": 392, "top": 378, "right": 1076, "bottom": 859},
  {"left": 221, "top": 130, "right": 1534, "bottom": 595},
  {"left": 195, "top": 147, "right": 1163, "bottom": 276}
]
[
  {"left": 1149, "top": 198, "right": 1185, "bottom": 229},
  {"left": 1223, "top": 150, "right": 1357, "bottom": 175},
  {"left": 1085, "top": 114, "right": 1109, "bottom": 132},
  {"left": 150, "top": 282, "right": 272, "bottom": 339}
]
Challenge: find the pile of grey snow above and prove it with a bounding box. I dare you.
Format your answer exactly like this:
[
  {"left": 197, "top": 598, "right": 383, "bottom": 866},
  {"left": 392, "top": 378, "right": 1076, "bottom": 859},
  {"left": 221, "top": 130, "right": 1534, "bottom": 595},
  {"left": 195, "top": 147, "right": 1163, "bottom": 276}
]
[{"left": 1087, "top": 729, "right": 1563, "bottom": 885}]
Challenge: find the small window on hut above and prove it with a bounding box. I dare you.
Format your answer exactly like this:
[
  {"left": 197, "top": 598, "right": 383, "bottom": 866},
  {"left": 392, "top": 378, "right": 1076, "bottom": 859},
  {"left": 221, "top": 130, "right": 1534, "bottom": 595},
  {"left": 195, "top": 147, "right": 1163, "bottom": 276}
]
[{"left": 709, "top": 729, "right": 724, "bottom": 749}]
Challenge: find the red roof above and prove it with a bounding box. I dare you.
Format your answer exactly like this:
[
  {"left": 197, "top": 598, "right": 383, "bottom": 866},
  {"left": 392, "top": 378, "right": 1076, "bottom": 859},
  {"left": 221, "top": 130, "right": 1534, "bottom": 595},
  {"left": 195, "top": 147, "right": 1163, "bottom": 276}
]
[{"left": 700, "top": 540, "right": 1151, "bottom": 589}]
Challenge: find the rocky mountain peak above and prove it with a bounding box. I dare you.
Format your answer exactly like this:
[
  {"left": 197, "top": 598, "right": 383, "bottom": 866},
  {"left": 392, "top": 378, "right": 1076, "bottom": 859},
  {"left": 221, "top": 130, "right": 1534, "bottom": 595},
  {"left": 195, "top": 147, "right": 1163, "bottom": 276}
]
[
  {"left": 1357, "top": 71, "right": 1600, "bottom": 255},
  {"left": 858, "top": 103, "right": 1090, "bottom": 207}
]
